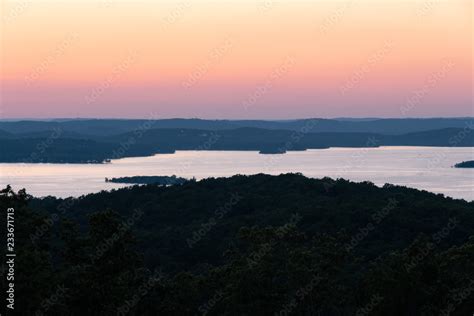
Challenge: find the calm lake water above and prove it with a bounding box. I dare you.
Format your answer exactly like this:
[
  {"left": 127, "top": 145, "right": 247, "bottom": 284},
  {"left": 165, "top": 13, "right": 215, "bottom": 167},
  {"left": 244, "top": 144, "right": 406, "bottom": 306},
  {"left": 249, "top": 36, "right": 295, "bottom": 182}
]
[{"left": 1, "top": 147, "right": 473, "bottom": 200}]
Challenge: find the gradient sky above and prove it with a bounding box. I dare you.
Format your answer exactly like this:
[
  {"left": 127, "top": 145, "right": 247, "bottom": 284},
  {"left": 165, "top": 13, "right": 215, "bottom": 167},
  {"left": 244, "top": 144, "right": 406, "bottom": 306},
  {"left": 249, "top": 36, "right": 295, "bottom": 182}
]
[{"left": 0, "top": 0, "right": 472, "bottom": 119}]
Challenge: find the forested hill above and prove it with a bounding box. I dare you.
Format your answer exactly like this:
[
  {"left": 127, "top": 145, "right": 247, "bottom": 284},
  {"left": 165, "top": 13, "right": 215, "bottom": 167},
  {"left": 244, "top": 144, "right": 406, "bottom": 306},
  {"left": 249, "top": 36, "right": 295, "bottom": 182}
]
[
  {"left": 1, "top": 118, "right": 472, "bottom": 135},
  {"left": 5, "top": 174, "right": 474, "bottom": 315},
  {"left": 0, "top": 125, "right": 473, "bottom": 163}
]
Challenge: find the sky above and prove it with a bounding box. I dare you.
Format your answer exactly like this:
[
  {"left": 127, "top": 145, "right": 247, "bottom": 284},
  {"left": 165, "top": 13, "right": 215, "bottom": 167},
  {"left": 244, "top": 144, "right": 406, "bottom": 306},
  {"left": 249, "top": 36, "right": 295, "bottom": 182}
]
[{"left": 0, "top": 0, "right": 472, "bottom": 119}]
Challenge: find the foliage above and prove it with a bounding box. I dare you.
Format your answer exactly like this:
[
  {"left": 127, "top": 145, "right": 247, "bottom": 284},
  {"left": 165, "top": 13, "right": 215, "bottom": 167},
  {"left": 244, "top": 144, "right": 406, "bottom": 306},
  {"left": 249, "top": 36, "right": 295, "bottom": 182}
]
[{"left": 3, "top": 174, "right": 474, "bottom": 315}]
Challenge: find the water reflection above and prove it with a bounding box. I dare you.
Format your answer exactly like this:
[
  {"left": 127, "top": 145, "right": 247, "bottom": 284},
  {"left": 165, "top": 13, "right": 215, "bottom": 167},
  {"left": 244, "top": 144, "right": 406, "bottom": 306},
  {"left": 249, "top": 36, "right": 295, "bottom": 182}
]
[{"left": 1, "top": 147, "right": 473, "bottom": 200}]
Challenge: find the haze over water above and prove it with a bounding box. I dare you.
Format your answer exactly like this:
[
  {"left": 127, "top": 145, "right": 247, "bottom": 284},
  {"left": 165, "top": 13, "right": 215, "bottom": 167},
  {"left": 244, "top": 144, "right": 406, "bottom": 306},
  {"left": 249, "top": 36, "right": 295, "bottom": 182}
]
[{"left": 1, "top": 146, "right": 472, "bottom": 200}]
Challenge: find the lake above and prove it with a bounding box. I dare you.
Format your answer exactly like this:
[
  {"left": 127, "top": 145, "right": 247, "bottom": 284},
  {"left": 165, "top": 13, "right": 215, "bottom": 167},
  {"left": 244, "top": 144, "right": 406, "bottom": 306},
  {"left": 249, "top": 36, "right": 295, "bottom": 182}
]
[{"left": 1, "top": 147, "right": 473, "bottom": 200}]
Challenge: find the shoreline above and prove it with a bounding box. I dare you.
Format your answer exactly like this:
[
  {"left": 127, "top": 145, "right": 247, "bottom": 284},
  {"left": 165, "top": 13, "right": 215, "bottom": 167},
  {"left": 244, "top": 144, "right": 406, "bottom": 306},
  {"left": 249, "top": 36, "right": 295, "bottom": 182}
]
[{"left": 1, "top": 145, "right": 474, "bottom": 164}]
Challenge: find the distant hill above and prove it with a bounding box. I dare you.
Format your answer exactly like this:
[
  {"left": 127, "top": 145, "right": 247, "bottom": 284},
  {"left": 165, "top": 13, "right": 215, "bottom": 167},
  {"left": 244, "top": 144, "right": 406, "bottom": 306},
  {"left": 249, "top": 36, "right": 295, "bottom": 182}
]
[
  {"left": 0, "top": 126, "right": 472, "bottom": 163},
  {"left": 0, "top": 129, "right": 13, "bottom": 138},
  {"left": 0, "top": 118, "right": 472, "bottom": 135},
  {"left": 383, "top": 128, "right": 474, "bottom": 147}
]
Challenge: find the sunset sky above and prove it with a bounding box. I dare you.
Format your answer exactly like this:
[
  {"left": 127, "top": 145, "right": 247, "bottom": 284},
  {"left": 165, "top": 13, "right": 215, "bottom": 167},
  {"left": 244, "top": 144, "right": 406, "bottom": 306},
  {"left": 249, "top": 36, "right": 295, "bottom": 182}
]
[{"left": 1, "top": 0, "right": 472, "bottom": 119}]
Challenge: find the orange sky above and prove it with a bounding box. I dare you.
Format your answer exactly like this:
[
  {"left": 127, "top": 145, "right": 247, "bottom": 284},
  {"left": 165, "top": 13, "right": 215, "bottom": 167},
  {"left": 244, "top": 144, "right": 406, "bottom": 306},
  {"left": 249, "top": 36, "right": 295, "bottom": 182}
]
[{"left": 0, "top": 0, "right": 472, "bottom": 118}]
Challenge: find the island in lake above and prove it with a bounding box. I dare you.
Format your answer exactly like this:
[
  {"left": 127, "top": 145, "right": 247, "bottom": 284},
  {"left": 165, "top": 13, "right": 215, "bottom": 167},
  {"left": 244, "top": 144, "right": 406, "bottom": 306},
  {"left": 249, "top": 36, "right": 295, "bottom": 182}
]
[
  {"left": 105, "top": 175, "right": 189, "bottom": 185},
  {"left": 454, "top": 160, "right": 474, "bottom": 168}
]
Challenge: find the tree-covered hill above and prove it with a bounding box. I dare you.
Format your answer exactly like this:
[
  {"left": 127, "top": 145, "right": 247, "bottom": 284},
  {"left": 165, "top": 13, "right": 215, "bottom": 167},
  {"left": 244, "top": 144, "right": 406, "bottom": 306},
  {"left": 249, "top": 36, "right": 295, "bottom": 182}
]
[
  {"left": 3, "top": 174, "right": 474, "bottom": 315},
  {"left": 0, "top": 125, "right": 472, "bottom": 163},
  {"left": 1, "top": 118, "right": 472, "bottom": 135}
]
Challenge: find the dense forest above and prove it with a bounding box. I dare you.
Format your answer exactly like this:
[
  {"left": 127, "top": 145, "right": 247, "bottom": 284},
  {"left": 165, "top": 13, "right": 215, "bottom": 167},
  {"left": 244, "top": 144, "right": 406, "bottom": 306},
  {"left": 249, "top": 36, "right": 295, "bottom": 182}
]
[
  {"left": 0, "top": 118, "right": 473, "bottom": 163},
  {"left": 1, "top": 174, "right": 473, "bottom": 315}
]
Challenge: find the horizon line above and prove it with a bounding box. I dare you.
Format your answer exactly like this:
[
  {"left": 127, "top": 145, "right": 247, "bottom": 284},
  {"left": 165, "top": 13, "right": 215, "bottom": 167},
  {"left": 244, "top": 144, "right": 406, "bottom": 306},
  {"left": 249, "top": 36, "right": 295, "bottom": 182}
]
[{"left": 0, "top": 116, "right": 473, "bottom": 122}]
